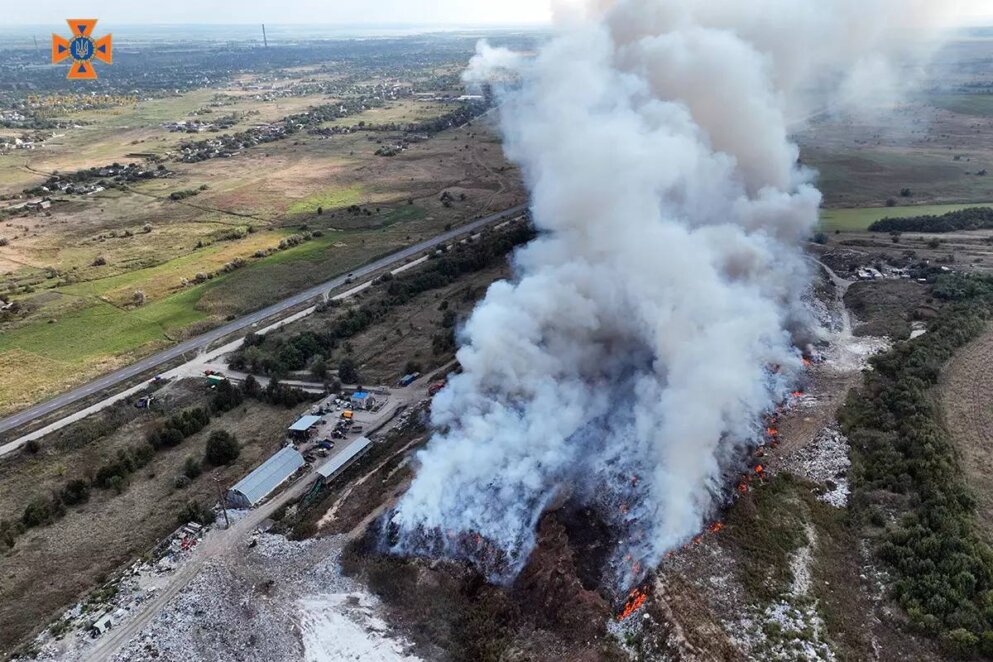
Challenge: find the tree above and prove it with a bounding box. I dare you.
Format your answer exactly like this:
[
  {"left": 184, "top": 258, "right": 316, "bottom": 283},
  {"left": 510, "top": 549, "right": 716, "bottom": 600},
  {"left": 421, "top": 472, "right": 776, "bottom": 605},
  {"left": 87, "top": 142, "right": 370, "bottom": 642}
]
[
  {"left": 310, "top": 356, "right": 328, "bottom": 380},
  {"left": 242, "top": 374, "right": 261, "bottom": 398},
  {"left": 133, "top": 290, "right": 146, "bottom": 306},
  {"left": 205, "top": 430, "right": 240, "bottom": 466},
  {"left": 317, "top": 206, "right": 323, "bottom": 215},
  {"left": 338, "top": 358, "right": 359, "bottom": 384}
]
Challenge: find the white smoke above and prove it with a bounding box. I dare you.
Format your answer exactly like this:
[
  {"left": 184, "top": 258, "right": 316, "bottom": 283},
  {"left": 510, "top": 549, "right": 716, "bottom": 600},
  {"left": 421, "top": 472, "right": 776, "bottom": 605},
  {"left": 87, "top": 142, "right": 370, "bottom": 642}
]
[{"left": 385, "top": 0, "right": 976, "bottom": 589}]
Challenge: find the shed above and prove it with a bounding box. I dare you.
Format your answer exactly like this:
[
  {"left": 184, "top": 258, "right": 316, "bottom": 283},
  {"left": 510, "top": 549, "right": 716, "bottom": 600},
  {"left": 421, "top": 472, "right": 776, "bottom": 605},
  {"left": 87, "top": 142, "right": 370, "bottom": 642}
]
[
  {"left": 317, "top": 436, "right": 373, "bottom": 483},
  {"left": 90, "top": 613, "right": 113, "bottom": 637},
  {"left": 227, "top": 446, "right": 305, "bottom": 509},
  {"left": 288, "top": 414, "right": 322, "bottom": 439}
]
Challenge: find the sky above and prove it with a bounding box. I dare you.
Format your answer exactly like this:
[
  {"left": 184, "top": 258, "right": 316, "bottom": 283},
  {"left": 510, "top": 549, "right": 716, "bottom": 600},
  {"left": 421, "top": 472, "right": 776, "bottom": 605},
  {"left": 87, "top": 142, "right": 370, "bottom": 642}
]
[
  {"left": 6, "top": 1, "right": 992, "bottom": 28},
  {"left": 6, "top": 0, "right": 555, "bottom": 26}
]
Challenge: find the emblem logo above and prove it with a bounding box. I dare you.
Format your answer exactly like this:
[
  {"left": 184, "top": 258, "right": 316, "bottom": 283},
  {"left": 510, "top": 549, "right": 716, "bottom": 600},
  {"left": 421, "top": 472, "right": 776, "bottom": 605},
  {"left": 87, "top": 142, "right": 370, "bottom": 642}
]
[{"left": 52, "top": 19, "right": 112, "bottom": 80}]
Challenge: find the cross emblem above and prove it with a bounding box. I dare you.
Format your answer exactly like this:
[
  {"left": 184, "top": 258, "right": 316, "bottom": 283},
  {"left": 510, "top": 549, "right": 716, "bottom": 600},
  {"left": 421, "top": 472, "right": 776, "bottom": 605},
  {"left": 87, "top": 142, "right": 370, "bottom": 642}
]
[{"left": 52, "top": 19, "right": 112, "bottom": 80}]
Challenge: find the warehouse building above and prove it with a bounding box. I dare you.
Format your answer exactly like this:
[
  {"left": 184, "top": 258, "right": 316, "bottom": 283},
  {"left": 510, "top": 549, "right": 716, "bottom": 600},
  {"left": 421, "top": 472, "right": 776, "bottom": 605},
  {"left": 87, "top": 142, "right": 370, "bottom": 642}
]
[
  {"left": 317, "top": 436, "right": 373, "bottom": 484},
  {"left": 227, "top": 446, "right": 305, "bottom": 509}
]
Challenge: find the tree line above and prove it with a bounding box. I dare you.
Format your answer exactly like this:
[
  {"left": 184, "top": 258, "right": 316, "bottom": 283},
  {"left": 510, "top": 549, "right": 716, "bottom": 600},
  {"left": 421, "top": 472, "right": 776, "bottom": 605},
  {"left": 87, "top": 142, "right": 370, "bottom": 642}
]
[
  {"left": 842, "top": 271, "right": 993, "bottom": 657},
  {"left": 868, "top": 207, "right": 993, "bottom": 233}
]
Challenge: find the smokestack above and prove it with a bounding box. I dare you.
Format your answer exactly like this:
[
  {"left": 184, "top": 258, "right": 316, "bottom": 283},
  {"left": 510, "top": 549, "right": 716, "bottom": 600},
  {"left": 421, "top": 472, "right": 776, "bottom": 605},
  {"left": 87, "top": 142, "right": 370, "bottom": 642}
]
[
  {"left": 385, "top": 0, "right": 974, "bottom": 591},
  {"left": 262, "top": 24, "right": 268, "bottom": 48}
]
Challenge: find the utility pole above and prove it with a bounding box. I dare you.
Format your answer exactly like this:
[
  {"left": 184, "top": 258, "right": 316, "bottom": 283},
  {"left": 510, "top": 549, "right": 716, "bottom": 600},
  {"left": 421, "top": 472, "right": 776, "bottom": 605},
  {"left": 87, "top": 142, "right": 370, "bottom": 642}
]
[
  {"left": 261, "top": 24, "right": 268, "bottom": 48},
  {"left": 214, "top": 477, "right": 231, "bottom": 529},
  {"left": 33, "top": 36, "right": 39, "bottom": 56}
]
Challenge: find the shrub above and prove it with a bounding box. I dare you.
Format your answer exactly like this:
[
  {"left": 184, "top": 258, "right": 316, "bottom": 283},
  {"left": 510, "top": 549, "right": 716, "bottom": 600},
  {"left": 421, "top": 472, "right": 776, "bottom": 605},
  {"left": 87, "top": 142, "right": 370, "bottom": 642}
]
[
  {"left": 60, "top": 479, "right": 91, "bottom": 506},
  {"left": 205, "top": 430, "right": 239, "bottom": 466},
  {"left": 22, "top": 495, "right": 63, "bottom": 528},
  {"left": 177, "top": 501, "right": 213, "bottom": 526},
  {"left": 183, "top": 456, "right": 202, "bottom": 479}
]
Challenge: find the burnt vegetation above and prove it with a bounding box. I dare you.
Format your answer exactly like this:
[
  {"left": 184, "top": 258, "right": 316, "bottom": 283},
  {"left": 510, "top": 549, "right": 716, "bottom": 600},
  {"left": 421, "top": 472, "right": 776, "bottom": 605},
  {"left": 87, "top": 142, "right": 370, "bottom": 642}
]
[{"left": 842, "top": 271, "right": 993, "bottom": 656}]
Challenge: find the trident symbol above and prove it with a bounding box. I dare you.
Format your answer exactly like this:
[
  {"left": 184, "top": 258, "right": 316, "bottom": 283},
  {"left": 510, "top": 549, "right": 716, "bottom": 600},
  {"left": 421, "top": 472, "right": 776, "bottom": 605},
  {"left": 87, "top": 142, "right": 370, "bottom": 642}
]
[{"left": 52, "top": 19, "right": 112, "bottom": 80}]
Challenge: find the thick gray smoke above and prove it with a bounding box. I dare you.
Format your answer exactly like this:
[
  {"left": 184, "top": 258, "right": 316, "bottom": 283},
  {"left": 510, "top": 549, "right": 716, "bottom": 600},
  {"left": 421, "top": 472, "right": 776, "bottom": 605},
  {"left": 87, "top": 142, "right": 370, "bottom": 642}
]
[{"left": 385, "top": 0, "right": 975, "bottom": 589}]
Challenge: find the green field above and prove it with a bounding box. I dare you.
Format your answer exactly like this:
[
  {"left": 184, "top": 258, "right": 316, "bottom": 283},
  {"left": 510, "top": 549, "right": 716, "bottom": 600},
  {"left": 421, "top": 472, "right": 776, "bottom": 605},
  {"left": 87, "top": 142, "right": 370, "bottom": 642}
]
[
  {"left": 929, "top": 94, "right": 993, "bottom": 117},
  {"left": 287, "top": 185, "right": 366, "bottom": 215},
  {"left": 819, "top": 203, "right": 993, "bottom": 232}
]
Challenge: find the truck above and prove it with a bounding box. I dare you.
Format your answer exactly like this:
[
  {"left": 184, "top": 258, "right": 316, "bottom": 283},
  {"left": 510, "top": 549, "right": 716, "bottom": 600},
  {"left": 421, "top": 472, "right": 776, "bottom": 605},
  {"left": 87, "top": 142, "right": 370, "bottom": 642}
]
[{"left": 428, "top": 380, "right": 446, "bottom": 396}]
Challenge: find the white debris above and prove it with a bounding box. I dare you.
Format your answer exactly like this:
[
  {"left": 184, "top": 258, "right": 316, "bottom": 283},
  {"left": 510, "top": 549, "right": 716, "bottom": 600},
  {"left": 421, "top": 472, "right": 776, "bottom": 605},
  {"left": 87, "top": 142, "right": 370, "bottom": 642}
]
[
  {"left": 298, "top": 594, "right": 422, "bottom": 661},
  {"left": 730, "top": 527, "right": 836, "bottom": 661},
  {"left": 780, "top": 427, "right": 851, "bottom": 508},
  {"left": 107, "top": 534, "right": 416, "bottom": 662}
]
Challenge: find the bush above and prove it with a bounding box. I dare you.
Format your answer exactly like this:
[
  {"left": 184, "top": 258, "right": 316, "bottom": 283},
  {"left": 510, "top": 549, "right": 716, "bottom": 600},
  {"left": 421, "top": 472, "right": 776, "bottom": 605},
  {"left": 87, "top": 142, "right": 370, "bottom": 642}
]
[
  {"left": 21, "top": 495, "right": 63, "bottom": 528},
  {"left": 205, "top": 430, "right": 239, "bottom": 466},
  {"left": 23, "top": 439, "right": 40, "bottom": 455},
  {"left": 177, "top": 501, "right": 213, "bottom": 526},
  {"left": 60, "top": 479, "right": 91, "bottom": 506},
  {"left": 183, "top": 456, "right": 203, "bottom": 479}
]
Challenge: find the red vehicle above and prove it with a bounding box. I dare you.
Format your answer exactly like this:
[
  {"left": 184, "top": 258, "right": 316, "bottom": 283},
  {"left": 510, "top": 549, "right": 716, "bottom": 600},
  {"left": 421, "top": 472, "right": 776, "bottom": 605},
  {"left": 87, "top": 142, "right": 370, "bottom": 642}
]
[{"left": 428, "top": 380, "right": 446, "bottom": 396}]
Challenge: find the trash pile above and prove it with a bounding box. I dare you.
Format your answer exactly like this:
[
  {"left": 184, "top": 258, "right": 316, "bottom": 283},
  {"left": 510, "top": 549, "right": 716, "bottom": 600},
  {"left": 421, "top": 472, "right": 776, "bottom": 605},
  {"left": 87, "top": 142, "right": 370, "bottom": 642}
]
[
  {"left": 780, "top": 427, "right": 851, "bottom": 508},
  {"left": 111, "top": 533, "right": 418, "bottom": 662},
  {"left": 730, "top": 527, "right": 836, "bottom": 661}
]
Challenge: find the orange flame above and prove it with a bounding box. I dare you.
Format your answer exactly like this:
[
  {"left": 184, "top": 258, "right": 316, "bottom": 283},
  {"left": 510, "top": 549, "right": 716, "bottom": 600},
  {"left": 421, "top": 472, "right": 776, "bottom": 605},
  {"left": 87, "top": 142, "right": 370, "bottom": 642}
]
[
  {"left": 617, "top": 588, "right": 648, "bottom": 620},
  {"left": 802, "top": 357, "right": 812, "bottom": 367},
  {"left": 708, "top": 521, "right": 724, "bottom": 534},
  {"left": 791, "top": 390, "right": 805, "bottom": 397},
  {"left": 754, "top": 465, "right": 764, "bottom": 475}
]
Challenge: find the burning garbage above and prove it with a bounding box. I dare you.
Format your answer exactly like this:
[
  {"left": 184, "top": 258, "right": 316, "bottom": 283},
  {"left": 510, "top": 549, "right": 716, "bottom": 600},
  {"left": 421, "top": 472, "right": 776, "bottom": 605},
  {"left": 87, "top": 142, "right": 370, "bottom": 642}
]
[{"left": 383, "top": 0, "right": 934, "bottom": 597}]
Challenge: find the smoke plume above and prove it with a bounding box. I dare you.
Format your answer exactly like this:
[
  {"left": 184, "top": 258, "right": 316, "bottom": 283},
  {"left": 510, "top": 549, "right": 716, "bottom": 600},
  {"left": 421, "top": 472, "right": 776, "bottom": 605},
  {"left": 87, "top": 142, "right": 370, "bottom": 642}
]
[{"left": 384, "top": 0, "right": 975, "bottom": 589}]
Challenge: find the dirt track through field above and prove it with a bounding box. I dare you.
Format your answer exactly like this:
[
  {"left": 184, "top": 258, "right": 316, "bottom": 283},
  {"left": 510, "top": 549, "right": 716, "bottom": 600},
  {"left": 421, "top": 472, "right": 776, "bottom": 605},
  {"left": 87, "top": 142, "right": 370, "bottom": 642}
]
[{"left": 941, "top": 322, "right": 993, "bottom": 537}]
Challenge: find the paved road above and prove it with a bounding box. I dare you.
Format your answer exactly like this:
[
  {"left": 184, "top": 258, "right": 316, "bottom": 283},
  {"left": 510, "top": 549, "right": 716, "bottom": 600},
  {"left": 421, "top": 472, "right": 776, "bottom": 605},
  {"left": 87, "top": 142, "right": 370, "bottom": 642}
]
[{"left": 0, "top": 204, "right": 527, "bottom": 437}]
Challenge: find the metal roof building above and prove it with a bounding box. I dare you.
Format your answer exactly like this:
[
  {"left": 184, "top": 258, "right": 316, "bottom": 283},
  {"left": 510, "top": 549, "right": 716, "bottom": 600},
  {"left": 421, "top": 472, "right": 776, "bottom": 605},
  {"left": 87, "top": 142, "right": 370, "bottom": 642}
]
[
  {"left": 317, "top": 436, "right": 373, "bottom": 483},
  {"left": 288, "top": 415, "right": 322, "bottom": 433},
  {"left": 227, "top": 446, "right": 305, "bottom": 509}
]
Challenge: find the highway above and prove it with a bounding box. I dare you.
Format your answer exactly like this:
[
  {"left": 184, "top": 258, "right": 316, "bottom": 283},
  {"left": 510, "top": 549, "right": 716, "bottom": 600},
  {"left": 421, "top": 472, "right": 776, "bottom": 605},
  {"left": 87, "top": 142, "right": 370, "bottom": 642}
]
[{"left": 0, "top": 204, "right": 527, "bottom": 437}]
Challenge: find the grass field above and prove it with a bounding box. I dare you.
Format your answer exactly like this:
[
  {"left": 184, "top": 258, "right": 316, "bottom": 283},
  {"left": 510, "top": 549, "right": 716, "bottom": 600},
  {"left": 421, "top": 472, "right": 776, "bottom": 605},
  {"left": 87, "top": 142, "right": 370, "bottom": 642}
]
[
  {"left": 287, "top": 184, "right": 366, "bottom": 215},
  {"left": 0, "top": 68, "right": 525, "bottom": 416},
  {"left": 819, "top": 202, "right": 993, "bottom": 232},
  {"left": 929, "top": 94, "right": 993, "bottom": 117}
]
